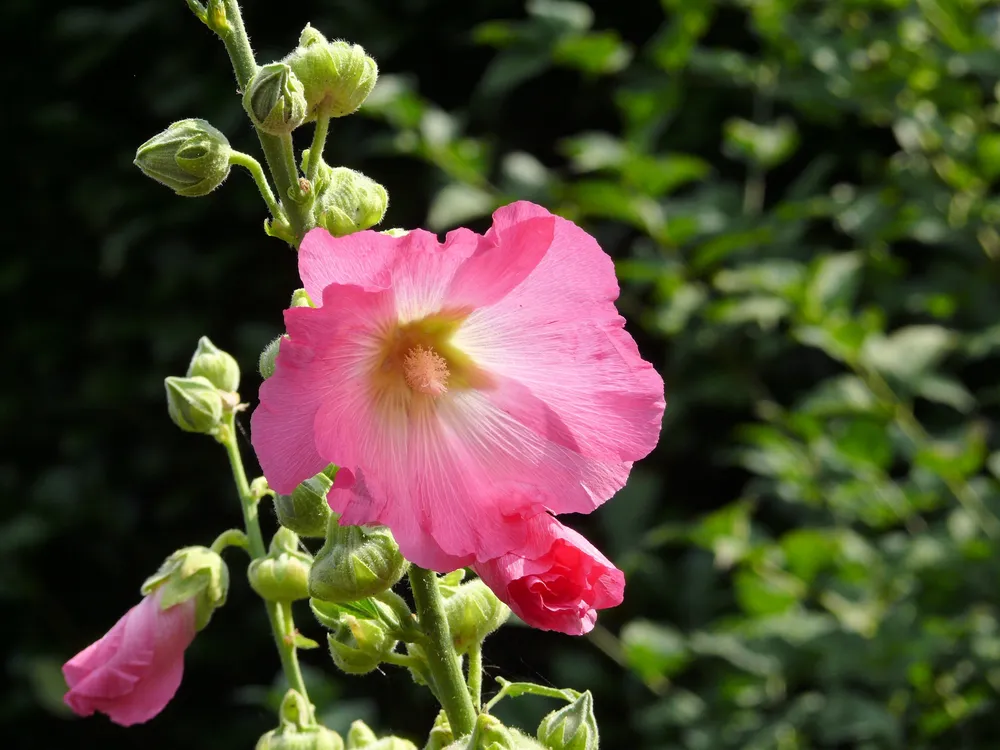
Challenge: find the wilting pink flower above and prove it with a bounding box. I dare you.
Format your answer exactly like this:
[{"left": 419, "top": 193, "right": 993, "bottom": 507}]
[
  {"left": 252, "top": 201, "right": 664, "bottom": 571},
  {"left": 63, "top": 589, "right": 196, "bottom": 726},
  {"left": 474, "top": 513, "right": 625, "bottom": 635}
]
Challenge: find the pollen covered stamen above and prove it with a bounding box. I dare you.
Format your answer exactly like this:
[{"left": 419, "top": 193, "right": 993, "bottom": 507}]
[{"left": 403, "top": 346, "right": 450, "bottom": 397}]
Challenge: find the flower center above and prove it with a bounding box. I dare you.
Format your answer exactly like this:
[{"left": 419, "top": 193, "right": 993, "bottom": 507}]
[{"left": 402, "top": 345, "right": 450, "bottom": 397}]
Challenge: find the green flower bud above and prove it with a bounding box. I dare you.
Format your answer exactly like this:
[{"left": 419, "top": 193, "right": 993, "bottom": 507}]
[
  {"left": 369, "top": 740, "right": 418, "bottom": 750},
  {"left": 256, "top": 690, "right": 344, "bottom": 750},
  {"left": 347, "top": 720, "right": 379, "bottom": 749},
  {"left": 134, "top": 118, "right": 231, "bottom": 197},
  {"left": 443, "top": 579, "right": 510, "bottom": 654},
  {"left": 291, "top": 288, "right": 316, "bottom": 308},
  {"left": 424, "top": 711, "right": 454, "bottom": 750},
  {"left": 244, "top": 62, "right": 308, "bottom": 135},
  {"left": 283, "top": 25, "right": 378, "bottom": 120},
  {"left": 248, "top": 528, "right": 312, "bottom": 602},
  {"left": 141, "top": 546, "right": 229, "bottom": 630},
  {"left": 186, "top": 336, "right": 240, "bottom": 392},
  {"left": 165, "top": 375, "right": 224, "bottom": 434},
  {"left": 256, "top": 727, "right": 344, "bottom": 750},
  {"left": 274, "top": 470, "right": 335, "bottom": 538},
  {"left": 308, "top": 518, "right": 407, "bottom": 603},
  {"left": 314, "top": 168, "right": 388, "bottom": 237},
  {"left": 445, "top": 715, "right": 545, "bottom": 750},
  {"left": 380, "top": 228, "right": 410, "bottom": 238},
  {"left": 537, "top": 692, "right": 598, "bottom": 750},
  {"left": 327, "top": 614, "right": 396, "bottom": 675},
  {"left": 259, "top": 335, "right": 285, "bottom": 380}
]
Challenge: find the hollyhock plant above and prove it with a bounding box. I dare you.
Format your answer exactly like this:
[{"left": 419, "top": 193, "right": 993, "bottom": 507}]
[
  {"left": 62, "top": 588, "right": 197, "bottom": 726},
  {"left": 252, "top": 200, "right": 665, "bottom": 571},
  {"left": 473, "top": 513, "right": 625, "bottom": 635}
]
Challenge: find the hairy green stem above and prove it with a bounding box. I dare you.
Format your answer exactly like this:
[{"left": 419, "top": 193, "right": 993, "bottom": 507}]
[
  {"left": 229, "top": 151, "right": 284, "bottom": 221},
  {"left": 409, "top": 567, "right": 478, "bottom": 736},
  {"left": 215, "top": 0, "right": 310, "bottom": 245},
  {"left": 305, "top": 117, "right": 330, "bottom": 188},
  {"left": 467, "top": 643, "right": 482, "bottom": 711},
  {"left": 219, "top": 416, "right": 314, "bottom": 721},
  {"left": 210, "top": 528, "right": 250, "bottom": 555}
]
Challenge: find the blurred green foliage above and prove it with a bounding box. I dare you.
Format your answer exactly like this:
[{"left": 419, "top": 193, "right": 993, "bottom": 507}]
[{"left": 7, "top": 0, "right": 1000, "bottom": 748}]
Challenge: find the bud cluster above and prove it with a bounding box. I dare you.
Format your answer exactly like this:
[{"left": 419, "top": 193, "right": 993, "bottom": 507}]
[{"left": 164, "top": 337, "right": 242, "bottom": 437}]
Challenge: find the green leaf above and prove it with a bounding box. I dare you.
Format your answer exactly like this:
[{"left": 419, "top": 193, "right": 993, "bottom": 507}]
[
  {"left": 797, "top": 375, "right": 878, "bottom": 416},
  {"left": 978, "top": 133, "right": 1000, "bottom": 180},
  {"left": 292, "top": 633, "right": 320, "bottom": 650},
  {"left": 861, "top": 325, "right": 956, "bottom": 385},
  {"left": 734, "top": 567, "right": 804, "bottom": 616},
  {"left": 553, "top": 31, "right": 632, "bottom": 75},
  {"left": 780, "top": 529, "right": 837, "bottom": 584},
  {"left": 560, "top": 132, "right": 626, "bottom": 172},
  {"left": 689, "top": 500, "right": 754, "bottom": 568},
  {"left": 525, "top": 0, "right": 593, "bottom": 32},
  {"left": 620, "top": 620, "right": 690, "bottom": 681},
  {"left": 802, "top": 252, "right": 863, "bottom": 321},
  {"left": 687, "top": 632, "right": 781, "bottom": 676},
  {"left": 723, "top": 117, "right": 800, "bottom": 169},
  {"left": 426, "top": 184, "right": 497, "bottom": 231}
]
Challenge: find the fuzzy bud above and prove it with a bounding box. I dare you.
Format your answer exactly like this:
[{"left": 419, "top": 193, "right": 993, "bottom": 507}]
[
  {"left": 290, "top": 288, "right": 316, "bottom": 308},
  {"left": 424, "top": 712, "right": 454, "bottom": 750},
  {"left": 256, "top": 689, "right": 344, "bottom": 750},
  {"left": 165, "top": 375, "right": 224, "bottom": 434},
  {"left": 187, "top": 336, "right": 240, "bottom": 393},
  {"left": 314, "top": 168, "right": 388, "bottom": 237},
  {"left": 283, "top": 26, "right": 378, "bottom": 120},
  {"left": 134, "top": 118, "right": 231, "bottom": 197},
  {"left": 274, "top": 469, "right": 335, "bottom": 538},
  {"left": 443, "top": 579, "right": 510, "bottom": 654},
  {"left": 248, "top": 528, "right": 312, "bottom": 602},
  {"left": 445, "top": 715, "right": 546, "bottom": 750},
  {"left": 259, "top": 335, "right": 285, "bottom": 380},
  {"left": 308, "top": 518, "right": 407, "bottom": 603},
  {"left": 141, "top": 546, "right": 228, "bottom": 631},
  {"left": 327, "top": 615, "right": 396, "bottom": 675},
  {"left": 537, "top": 692, "right": 598, "bottom": 750},
  {"left": 244, "top": 62, "right": 308, "bottom": 135}
]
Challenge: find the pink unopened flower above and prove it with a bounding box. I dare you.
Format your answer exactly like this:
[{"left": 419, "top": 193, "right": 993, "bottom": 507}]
[
  {"left": 252, "top": 201, "right": 665, "bottom": 571},
  {"left": 62, "top": 589, "right": 196, "bottom": 726},
  {"left": 474, "top": 513, "right": 625, "bottom": 635}
]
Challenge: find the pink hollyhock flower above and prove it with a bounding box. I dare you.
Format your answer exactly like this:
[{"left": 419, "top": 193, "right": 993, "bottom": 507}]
[
  {"left": 62, "top": 588, "right": 197, "bottom": 726},
  {"left": 252, "top": 201, "right": 665, "bottom": 571},
  {"left": 473, "top": 513, "right": 625, "bottom": 635}
]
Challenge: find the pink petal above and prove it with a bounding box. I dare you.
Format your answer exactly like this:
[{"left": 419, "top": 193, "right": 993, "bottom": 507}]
[
  {"left": 62, "top": 591, "right": 196, "bottom": 725},
  {"left": 299, "top": 227, "right": 483, "bottom": 316},
  {"left": 474, "top": 514, "right": 625, "bottom": 635},
  {"left": 453, "top": 202, "right": 664, "bottom": 513}
]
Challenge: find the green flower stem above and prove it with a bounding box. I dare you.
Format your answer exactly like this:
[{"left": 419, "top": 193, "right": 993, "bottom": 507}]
[
  {"left": 229, "top": 151, "right": 284, "bottom": 222},
  {"left": 305, "top": 116, "right": 330, "bottom": 187},
  {"left": 408, "top": 567, "right": 478, "bottom": 737},
  {"left": 219, "top": 415, "right": 314, "bottom": 722},
  {"left": 210, "top": 528, "right": 250, "bottom": 555},
  {"left": 467, "top": 643, "right": 482, "bottom": 711},
  {"left": 215, "top": 0, "right": 311, "bottom": 245}
]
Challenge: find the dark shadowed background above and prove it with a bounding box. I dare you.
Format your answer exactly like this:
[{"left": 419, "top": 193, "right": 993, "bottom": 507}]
[{"left": 6, "top": 0, "right": 1000, "bottom": 748}]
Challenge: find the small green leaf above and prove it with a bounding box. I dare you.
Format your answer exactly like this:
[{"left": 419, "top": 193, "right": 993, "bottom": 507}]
[
  {"left": 426, "top": 184, "right": 497, "bottom": 231},
  {"left": 620, "top": 620, "right": 690, "bottom": 681},
  {"left": 723, "top": 117, "right": 800, "bottom": 169}
]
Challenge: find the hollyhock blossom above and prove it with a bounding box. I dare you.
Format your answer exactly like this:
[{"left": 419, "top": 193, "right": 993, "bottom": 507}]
[
  {"left": 62, "top": 588, "right": 197, "bottom": 726},
  {"left": 473, "top": 513, "right": 624, "bottom": 635},
  {"left": 252, "top": 201, "right": 665, "bottom": 571}
]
